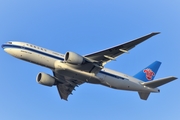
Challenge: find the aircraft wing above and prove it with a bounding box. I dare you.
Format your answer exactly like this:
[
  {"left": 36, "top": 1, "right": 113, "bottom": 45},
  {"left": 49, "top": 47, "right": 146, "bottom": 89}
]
[
  {"left": 53, "top": 72, "right": 84, "bottom": 100},
  {"left": 85, "top": 32, "right": 160, "bottom": 64}
]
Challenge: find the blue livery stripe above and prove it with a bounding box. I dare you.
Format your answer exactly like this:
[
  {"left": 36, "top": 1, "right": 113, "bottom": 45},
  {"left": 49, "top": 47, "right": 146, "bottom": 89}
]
[{"left": 100, "top": 71, "right": 126, "bottom": 80}]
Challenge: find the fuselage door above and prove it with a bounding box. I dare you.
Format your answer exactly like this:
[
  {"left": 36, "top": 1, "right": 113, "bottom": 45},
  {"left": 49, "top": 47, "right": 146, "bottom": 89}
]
[{"left": 21, "top": 43, "right": 26, "bottom": 49}]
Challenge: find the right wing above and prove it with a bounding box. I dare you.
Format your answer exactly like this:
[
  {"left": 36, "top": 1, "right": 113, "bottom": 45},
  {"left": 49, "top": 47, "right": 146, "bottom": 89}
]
[
  {"left": 85, "top": 32, "right": 160, "bottom": 65},
  {"left": 53, "top": 72, "right": 84, "bottom": 101}
]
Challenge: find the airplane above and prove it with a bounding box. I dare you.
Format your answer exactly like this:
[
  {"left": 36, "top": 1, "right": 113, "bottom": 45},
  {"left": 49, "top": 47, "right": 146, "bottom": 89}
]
[{"left": 2, "top": 32, "right": 177, "bottom": 101}]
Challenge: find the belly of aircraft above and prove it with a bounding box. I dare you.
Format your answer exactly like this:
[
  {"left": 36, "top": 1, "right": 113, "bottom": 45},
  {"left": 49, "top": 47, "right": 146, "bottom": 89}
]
[{"left": 54, "top": 60, "right": 101, "bottom": 84}]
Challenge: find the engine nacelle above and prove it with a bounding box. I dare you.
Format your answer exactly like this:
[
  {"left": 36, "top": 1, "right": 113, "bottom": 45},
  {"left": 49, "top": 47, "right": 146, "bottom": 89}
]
[
  {"left": 36, "top": 72, "right": 55, "bottom": 87},
  {"left": 65, "top": 51, "right": 85, "bottom": 65}
]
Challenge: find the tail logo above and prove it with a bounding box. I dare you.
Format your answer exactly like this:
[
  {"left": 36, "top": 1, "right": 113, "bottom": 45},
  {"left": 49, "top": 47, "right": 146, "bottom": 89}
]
[{"left": 143, "top": 68, "right": 155, "bottom": 80}]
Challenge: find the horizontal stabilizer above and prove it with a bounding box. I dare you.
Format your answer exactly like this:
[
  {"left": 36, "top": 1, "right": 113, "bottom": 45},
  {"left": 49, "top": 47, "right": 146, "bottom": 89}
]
[
  {"left": 142, "top": 76, "right": 177, "bottom": 88},
  {"left": 138, "top": 92, "right": 150, "bottom": 100}
]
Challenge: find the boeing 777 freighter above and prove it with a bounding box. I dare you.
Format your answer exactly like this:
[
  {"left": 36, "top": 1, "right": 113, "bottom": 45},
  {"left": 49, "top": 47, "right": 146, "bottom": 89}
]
[{"left": 2, "top": 32, "right": 177, "bottom": 100}]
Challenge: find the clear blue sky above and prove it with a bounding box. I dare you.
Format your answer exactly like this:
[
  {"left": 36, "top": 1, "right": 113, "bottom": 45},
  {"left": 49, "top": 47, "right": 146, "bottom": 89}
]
[{"left": 1, "top": 0, "right": 180, "bottom": 120}]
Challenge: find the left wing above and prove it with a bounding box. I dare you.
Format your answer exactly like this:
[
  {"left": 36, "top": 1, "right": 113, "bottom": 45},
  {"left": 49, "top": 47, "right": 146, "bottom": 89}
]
[
  {"left": 53, "top": 72, "right": 84, "bottom": 100},
  {"left": 85, "top": 32, "right": 160, "bottom": 64}
]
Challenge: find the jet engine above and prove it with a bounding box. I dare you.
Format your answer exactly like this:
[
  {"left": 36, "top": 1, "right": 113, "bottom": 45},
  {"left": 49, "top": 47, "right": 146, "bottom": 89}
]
[
  {"left": 36, "top": 72, "right": 55, "bottom": 87},
  {"left": 64, "top": 51, "right": 86, "bottom": 65}
]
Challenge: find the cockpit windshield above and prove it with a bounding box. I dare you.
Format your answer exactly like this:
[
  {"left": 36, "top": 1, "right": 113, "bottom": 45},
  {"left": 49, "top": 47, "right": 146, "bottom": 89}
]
[{"left": 7, "top": 42, "right": 12, "bottom": 44}]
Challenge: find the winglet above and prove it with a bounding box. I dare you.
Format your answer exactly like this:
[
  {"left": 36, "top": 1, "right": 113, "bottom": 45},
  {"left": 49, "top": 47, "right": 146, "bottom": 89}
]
[{"left": 151, "top": 32, "right": 160, "bottom": 35}]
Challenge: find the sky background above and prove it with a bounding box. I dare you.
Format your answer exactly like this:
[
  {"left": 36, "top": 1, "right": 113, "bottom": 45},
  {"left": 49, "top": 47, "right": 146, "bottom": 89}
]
[{"left": 0, "top": 0, "right": 180, "bottom": 120}]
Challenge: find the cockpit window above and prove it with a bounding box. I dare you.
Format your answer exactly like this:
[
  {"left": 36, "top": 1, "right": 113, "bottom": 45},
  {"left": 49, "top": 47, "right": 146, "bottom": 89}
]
[{"left": 7, "top": 42, "right": 12, "bottom": 44}]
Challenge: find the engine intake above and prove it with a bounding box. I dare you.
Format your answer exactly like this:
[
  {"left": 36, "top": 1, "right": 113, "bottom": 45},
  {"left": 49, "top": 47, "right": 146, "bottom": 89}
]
[
  {"left": 36, "top": 72, "right": 55, "bottom": 87},
  {"left": 65, "top": 51, "right": 85, "bottom": 65}
]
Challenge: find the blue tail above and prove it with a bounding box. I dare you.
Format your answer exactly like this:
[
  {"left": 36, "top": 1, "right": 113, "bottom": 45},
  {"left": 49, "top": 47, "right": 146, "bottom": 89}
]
[{"left": 134, "top": 61, "right": 161, "bottom": 82}]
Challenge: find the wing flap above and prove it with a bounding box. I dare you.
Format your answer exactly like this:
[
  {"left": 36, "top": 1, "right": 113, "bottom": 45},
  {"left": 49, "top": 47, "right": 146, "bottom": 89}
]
[{"left": 142, "top": 76, "right": 177, "bottom": 88}]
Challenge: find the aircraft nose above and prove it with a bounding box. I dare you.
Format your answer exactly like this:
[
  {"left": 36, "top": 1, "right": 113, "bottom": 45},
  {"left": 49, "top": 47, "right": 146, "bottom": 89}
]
[
  {"left": 4, "top": 48, "right": 10, "bottom": 52},
  {"left": 4, "top": 48, "right": 14, "bottom": 56},
  {"left": 2, "top": 44, "right": 15, "bottom": 56},
  {"left": 2, "top": 44, "right": 7, "bottom": 51},
  {"left": 1, "top": 44, "right": 5, "bottom": 49}
]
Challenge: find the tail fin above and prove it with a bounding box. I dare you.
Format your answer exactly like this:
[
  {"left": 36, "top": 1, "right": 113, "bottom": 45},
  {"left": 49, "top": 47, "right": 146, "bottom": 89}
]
[
  {"left": 138, "top": 92, "right": 150, "bottom": 100},
  {"left": 134, "top": 61, "right": 161, "bottom": 82}
]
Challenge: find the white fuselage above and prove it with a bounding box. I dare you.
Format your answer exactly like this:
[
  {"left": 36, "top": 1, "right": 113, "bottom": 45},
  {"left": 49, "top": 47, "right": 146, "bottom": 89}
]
[{"left": 2, "top": 41, "right": 159, "bottom": 93}]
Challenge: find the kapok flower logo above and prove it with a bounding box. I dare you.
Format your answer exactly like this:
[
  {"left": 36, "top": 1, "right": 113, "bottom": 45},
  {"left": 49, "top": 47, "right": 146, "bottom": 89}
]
[{"left": 143, "top": 68, "right": 155, "bottom": 80}]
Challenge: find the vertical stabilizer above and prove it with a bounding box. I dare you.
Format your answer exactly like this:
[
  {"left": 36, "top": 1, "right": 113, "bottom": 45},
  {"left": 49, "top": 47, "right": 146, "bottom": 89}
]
[
  {"left": 138, "top": 92, "right": 150, "bottom": 100},
  {"left": 134, "top": 61, "right": 161, "bottom": 82}
]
